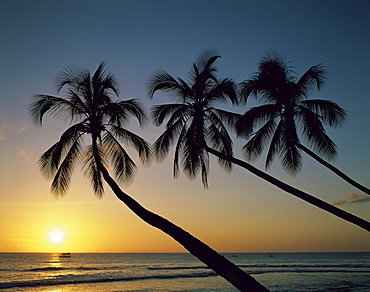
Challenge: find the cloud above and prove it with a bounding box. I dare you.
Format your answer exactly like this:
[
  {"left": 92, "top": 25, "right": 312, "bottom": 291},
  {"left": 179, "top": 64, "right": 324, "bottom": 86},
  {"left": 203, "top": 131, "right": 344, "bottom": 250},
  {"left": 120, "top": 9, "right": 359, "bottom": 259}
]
[
  {"left": 17, "top": 148, "right": 34, "bottom": 161},
  {"left": 351, "top": 196, "right": 370, "bottom": 204},
  {"left": 17, "top": 125, "right": 29, "bottom": 133},
  {"left": 331, "top": 193, "right": 370, "bottom": 206},
  {"left": 0, "top": 122, "right": 12, "bottom": 141},
  {"left": 0, "top": 121, "right": 29, "bottom": 140}
]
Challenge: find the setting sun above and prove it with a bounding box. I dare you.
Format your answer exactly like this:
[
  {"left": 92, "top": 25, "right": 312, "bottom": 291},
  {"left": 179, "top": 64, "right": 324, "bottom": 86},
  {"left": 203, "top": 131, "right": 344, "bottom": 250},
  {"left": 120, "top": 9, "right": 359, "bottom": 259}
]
[{"left": 48, "top": 230, "right": 66, "bottom": 244}]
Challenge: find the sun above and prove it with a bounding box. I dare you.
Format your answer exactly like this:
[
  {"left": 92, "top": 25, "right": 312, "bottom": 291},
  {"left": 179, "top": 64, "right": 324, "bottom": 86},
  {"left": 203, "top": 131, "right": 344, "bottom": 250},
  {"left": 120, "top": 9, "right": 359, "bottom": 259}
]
[{"left": 48, "top": 230, "right": 66, "bottom": 244}]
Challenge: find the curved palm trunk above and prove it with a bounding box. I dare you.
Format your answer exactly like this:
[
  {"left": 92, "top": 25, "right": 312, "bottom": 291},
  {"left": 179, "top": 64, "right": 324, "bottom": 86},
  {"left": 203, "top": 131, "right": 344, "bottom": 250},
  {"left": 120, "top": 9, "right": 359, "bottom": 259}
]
[
  {"left": 297, "top": 143, "right": 370, "bottom": 195},
  {"left": 91, "top": 140, "right": 269, "bottom": 291},
  {"left": 100, "top": 167, "right": 269, "bottom": 291},
  {"left": 205, "top": 146, "right": 370, "bottom": 232}
]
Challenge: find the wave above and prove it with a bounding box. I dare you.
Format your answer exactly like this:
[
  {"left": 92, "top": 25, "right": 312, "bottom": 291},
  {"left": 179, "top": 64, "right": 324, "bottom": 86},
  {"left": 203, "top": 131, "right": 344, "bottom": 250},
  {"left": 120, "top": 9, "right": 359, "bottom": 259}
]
[
  {"left": 28, "top": 267, "right": 67, "bottom": 272},
  {"left": 22, "top": 263, "right": 370, "bottom": 274},
  {"left": 2, "top": 263, "right": 368, "bottom": 290},
  {"left": 2, "top": 267, "right": 369, "bottom": 290},
  {"left": 148, "top": 266, "right": 207, "bottom": 270},
  {"left": 148, "top": 263, "right": 370, "bottom": 271},
  {"left": 0, "top": 271, "right": 217, "bottom": 289},
  {"left": 239, "top": 263, "right": 370, "bottom": 269},
  {"left": 26, "top": 266, "right": 101, "bottom": 272}
]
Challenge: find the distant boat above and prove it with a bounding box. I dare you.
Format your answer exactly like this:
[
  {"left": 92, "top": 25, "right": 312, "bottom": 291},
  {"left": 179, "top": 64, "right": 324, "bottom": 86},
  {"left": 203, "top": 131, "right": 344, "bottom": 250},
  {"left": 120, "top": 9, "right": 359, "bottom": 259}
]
[{"left": 59, "top": 253, "right": 71, "bottom": 258}]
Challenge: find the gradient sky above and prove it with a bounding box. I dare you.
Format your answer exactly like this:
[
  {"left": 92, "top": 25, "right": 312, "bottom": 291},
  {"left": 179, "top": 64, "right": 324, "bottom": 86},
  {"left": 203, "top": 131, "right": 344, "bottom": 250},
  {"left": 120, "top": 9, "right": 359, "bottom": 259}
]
[{"left": 0, "top": 0, "right": 369, "bottom": 253}]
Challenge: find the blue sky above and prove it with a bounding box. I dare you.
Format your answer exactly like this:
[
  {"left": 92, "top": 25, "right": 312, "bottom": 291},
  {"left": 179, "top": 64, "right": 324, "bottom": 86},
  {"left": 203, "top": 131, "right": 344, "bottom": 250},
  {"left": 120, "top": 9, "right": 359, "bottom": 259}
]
[{"left": 0, "top": 0, "right": 369, "bottom": 252}]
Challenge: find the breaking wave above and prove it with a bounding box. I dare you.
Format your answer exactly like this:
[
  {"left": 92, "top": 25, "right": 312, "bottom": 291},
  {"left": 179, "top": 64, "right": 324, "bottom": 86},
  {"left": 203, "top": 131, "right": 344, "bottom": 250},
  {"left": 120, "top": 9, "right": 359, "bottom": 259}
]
[{"left": 0, "top": 271, "right": 217, "bottom": 289}]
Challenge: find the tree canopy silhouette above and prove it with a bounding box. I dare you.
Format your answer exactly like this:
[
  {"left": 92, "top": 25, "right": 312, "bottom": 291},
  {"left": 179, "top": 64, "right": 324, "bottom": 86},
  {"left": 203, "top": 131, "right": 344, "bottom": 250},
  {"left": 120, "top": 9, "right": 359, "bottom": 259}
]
[
  {"left": 148, "top": 48, "right": 239, "bottom": 187},
  {"left": 149, "top": 50, "right": 370, "bottom": 232},
  {"left": 29, "top": 61, "right": 269, "bottom": 292},
  {"left": 29, "top": 62, "right": 151, "bottom": 196},
  {"left": 237, "top": 52, "right": 370, "bottom": 195}
]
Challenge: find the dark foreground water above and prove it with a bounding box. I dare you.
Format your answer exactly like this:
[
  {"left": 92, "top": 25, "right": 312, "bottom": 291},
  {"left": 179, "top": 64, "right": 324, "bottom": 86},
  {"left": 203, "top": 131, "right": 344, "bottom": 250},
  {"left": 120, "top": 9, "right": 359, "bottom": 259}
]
[{"left": 0, "top": 252, "right": 369, "bottom": 291}]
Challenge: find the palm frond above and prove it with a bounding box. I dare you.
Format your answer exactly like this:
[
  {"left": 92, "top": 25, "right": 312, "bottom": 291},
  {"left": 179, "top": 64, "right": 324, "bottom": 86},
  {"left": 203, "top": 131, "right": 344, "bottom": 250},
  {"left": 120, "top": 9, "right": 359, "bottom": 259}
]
[
  {"left": 297, "top": 105, "right": 338, "bottom": 161},
  {"left": 280, "top": 143, "right": 302, "bottom": 175},
  {"left": 205, "top": 78, "right": 238, "bottom": 105},
  {"left": 101, "top": 102, "right": 128, "bottom": 127},
  {"left": 29, "top": 95, "right": 72, "bottom": 126},
  {"left": 93, "top": 62, "right": 119, "bottom": 103},
  {"left": 104, "top": 99, "right": 148, "bottom": 127},
  {"left": 279, "top": 118, "right": 302, "bottom": 174},
  {"left": 38, "top": 142, "right": 61, "bottom": 179},
  {"left": 66, "top": 90, "right": 90, "bottom": 118},
  {"left": 100, "top": 71, "right": 119, "bottom": 98},
  {"left": 181, "top": 126, "right": 206, "bottom": 183},
  {"left": 242, "top": 118, "right": 278, "bottom": 162},
  {"left": 38, "top": 123, "right": 86, "bottom": 178},
  {"left": 102, "top": 131, "right": 137, "bottom": 185},
  {"left": 147, "top": 70, "right": 183, "bottom": 99},
  {"left": 55, "top": 64, "right": 89, "bottom": 93},
  {"left": 259, "top": 52, "right": 293, "bottom": 81},
  {"left": 153, "top": 119, "right": 185, "bottom": 162},
  {"left": 82, "top": 145, "right": 107, "bottom": 197},
  {"left": 206, "top": 110, "right": 233, "bottom": 172},
  {"left": 92, "top": 62, "right": 107, "bottom": 92},
  {"left": 210, "top": 108, "right": 240, "bottom": 130},
  {"left": 181, "top": 117, "right": 206, "bottom": 178},
  {"left": 191, "top": 48, "right": 220, "bottom": 80},
  {"left": 265, "top": 121, "right": 283, "bottom": 169},
  {"left": 173, "top": 126, "right": 187, "bottom": 179},
  {"left": 236, "top": 104, "right": 279, "bottom": 138},
  {"left": 200, "top": 149, "right": 210, "bottom": 188},
  {"left": 50, "top": 139, "right": 83, "bottom": 196},
  {"left": 298, "top": 64, "right": 326, "bottom": 96},
  {"left": 308, "top": 130, "right": 337, "bottom": 162},
  {"left": 300, "top": 99, "right": 347, "bottom": 127},
  {"left": 241, "top": 52, "right": 294, "bottom": 105},
  {"left": 151, "top": 103, "right": 187, "bottom": 126},
  {"left": 238, "top": 78, "right": 259, "bottom": 104},
  {"left": 239, "top": 76, "right": 281, "bottom": 104},
  {"left": 206, "top": 110, "right": 233, "bottom": 151},
  {"left": 108, "top": 125, "right": 151, "bottom": 165}
]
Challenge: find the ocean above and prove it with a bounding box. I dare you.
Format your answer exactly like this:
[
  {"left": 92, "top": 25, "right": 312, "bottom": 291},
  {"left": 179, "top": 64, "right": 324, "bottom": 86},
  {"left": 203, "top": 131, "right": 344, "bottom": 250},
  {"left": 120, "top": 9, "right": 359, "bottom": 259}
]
[{"left": 0, "top": 252, "right": 369, "bottom": 291}]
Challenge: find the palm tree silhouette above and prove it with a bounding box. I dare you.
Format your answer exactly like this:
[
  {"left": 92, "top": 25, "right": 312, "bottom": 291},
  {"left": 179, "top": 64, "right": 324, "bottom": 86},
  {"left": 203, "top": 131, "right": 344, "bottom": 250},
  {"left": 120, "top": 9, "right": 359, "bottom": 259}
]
[
  {"left": 29, "top": 62, "right": 269, "bottom": 292},
  {"left": 237, "top": 52, "right": 370, "bottom": 195},
  {"left": 149, "top": 50, "right": 370, "bottom": 232},
  {"left": 148, "top": 49, "right": 239, "bottom": 188}
]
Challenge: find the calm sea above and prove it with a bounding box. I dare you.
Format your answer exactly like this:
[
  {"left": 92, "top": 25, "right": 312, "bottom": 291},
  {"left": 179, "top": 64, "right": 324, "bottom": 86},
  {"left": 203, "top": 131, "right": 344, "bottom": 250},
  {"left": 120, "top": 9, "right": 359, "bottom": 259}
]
[{"left": 0, "top": 252, "right": 369, "bottom": 291}]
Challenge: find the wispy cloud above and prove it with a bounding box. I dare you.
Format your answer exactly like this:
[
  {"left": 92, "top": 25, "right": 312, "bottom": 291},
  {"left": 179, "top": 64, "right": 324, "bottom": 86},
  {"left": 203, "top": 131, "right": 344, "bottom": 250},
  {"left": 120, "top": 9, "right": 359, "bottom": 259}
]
[
  {"left": 331, "top": 193, "right": 370, "bottom": 206},
  {"left": 17, "top": 125, "right": 29, "bottom": 133},
  {"left": 0, "top": 122, "right": 12, "bottom": 141},
  {"left": 0, "top": 120, "right": 29, "bottom": 140},
  {"left": 17, "top": 148, "right": 34, "bottom": 161}
]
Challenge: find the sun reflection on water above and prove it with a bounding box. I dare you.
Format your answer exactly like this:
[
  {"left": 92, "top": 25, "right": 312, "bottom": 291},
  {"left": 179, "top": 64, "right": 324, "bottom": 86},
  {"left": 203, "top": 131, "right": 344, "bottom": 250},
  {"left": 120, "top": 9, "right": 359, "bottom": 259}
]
[{"left": 49, "top": 254, "right": 62, "bottom": 268}]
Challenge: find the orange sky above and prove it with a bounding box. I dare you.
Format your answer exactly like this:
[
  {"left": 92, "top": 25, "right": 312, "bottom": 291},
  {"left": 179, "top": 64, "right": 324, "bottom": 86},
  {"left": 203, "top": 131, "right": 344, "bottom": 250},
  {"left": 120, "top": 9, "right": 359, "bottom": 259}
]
[{"left": 1, "top": 128, "right": 369, "bottom": 253}]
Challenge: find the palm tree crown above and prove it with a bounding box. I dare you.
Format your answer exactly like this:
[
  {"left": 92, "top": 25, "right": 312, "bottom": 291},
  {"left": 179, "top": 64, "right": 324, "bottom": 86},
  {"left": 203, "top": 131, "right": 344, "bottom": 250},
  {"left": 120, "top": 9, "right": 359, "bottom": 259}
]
[
  {"left": 29, "top": 62, "right": 151, "bottom": 196},
  {"left": 237, "top": 52, "right": 347, "bottom": 175},
  {"left": 148, "top": 49, "right": 239, "bottom": 187}
]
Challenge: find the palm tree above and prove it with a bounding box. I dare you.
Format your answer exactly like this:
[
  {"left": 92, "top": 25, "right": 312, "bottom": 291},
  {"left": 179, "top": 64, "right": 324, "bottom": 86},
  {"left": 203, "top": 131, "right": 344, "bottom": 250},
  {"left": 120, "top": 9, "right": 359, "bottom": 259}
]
[
  {"left": 148, "top": 50, "right": 370, "bottom": 232},
  {"left": 148, "top": 49, "right": 239, "bottom": 188},
  {"left": 237, "top": 52, "right": 370, "bottom": 195},
  {"left": 29, "top": 62, "right": 269, "bottom": 292}
]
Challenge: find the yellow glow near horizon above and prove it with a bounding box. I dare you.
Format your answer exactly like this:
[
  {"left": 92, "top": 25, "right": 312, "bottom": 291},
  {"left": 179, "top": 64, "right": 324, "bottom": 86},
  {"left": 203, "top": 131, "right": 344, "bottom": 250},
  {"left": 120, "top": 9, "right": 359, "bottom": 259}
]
[{"left": 48, "top": 230, "right": 66, "bottom": 244}]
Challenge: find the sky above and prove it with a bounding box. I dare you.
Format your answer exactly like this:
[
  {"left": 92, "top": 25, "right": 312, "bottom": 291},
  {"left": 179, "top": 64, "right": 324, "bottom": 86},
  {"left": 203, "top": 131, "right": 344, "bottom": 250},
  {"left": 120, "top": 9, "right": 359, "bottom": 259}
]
[{"left": 0, "top": 0, "right": 369, "bottom": 253}]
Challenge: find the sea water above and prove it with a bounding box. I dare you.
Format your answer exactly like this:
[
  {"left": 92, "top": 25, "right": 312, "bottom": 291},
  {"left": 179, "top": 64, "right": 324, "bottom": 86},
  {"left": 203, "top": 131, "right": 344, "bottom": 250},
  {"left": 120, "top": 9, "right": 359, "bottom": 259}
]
[{"left": 0, "top": 252, "right": 369, "bottom": 291}]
